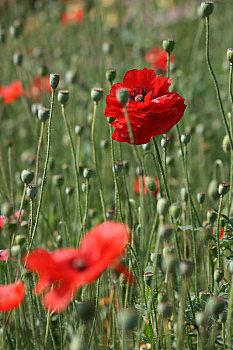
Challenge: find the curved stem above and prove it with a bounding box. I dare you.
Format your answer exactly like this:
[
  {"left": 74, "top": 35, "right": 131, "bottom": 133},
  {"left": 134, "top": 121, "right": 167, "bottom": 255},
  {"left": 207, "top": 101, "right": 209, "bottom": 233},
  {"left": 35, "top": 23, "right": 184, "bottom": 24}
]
[
  {"left": 216, "top": 195, "right": 223, "bottom": 269},
  {"left": 205, "top": 16, "right": 233, "bottom": 149}
]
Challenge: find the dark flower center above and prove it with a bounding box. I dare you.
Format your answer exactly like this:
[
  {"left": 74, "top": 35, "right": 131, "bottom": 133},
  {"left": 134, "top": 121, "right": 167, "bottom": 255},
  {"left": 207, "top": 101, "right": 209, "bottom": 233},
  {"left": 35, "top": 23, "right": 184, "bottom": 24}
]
[
  {"left": 130, "top": 84, "right": 149, "bottom": 102},
  {"left": 71, "top": 258, "right": 87, "bottom": 271}
]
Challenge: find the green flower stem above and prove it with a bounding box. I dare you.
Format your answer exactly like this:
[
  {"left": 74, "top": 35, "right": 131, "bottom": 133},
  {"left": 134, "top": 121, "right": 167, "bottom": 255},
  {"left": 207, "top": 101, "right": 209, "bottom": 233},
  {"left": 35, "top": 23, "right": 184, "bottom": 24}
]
[
  {"left": 0, "top": 148, "right": 10, "bottom": 197},
  {"left": 26, "top": 279, "right": 38, "bottom": 350},
  {"left": 167, "top": 52, "right": 170, "bottom": 78},
  {"left": 91, "top": 102, "right": 106, "bottom": 221},
  {"left": 177, "top": 279, "right": 188, "bottom": 350},
  {"left": 227, "top": 276, "right": 233, "bottom": 349},
  {"left": 8, "top": 145, "right": 14, "bottom": 208},
  {"left": 228, "top": 65, "right": 233, "bottom": 216},
  {"left": 29, "top": 89, "right": 56, "bottom": 251},
  {"left": 216, "top": 195, "right": 223, "bottom": 269},
  {"left": 205, "top": 16, "right": 233, "bottom": 149},
  {"left": 81, "top": 179, "right": 89, "bottom": 233},
  {"left": 61, "top": 104, "right": 82, "bottom": 230},
  {"left": 35, "top": 121, "right": 44, "bottom": 185},
  {"left": 87, "top": 278, "right": 101, "bottom": 348},
  {"left": 28, "top": 199, "right": 33, "bottom": 248}
]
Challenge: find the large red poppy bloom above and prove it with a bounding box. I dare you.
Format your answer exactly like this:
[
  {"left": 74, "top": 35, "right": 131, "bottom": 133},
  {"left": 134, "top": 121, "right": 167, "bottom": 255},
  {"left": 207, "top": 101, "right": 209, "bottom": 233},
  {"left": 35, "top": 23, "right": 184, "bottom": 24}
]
[
  {"left": 24, "top": 221, "right": 130, "bottom": 312},
  {"left": 104, "top": 68, "right": 186, "bottom": 145},
  {"left": 0, "top": 80, "right": 23, "bottom": 104},
  {"left": 145, "top": 47, "right": 175, "bottom": 73},
  {"left": 134, "top": 175, "right": 159, "bottom": 197},
  {"left": 0, "top": 282, "right": 25, "bottom": 312}
]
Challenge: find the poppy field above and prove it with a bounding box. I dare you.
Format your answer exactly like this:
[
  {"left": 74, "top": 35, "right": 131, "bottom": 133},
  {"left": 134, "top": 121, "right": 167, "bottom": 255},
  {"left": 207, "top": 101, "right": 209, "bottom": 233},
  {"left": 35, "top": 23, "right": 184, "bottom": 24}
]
[{"left": 0, "top": 0, "right": 233, "bottom": 349}]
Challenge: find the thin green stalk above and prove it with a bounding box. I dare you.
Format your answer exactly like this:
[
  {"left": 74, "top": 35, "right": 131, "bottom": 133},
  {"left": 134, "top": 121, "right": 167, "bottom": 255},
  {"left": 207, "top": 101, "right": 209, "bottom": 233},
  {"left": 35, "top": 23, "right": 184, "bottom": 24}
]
[
  {"left": 87, "top": 278, "right": 101, "bottom": 348},
  {"left": 35, "top": 122, "right": 44, "bottom": 185},
  {"left": 91, "top": 102, "right": 106, "bottom": 221},
  {"left": 228, "top": 65, "right": 233, "bottom": 216},
  {"left": 167, "top": 52, "right": 170, "bottom": 78},
  {"left": 61, "top": 104, "right": 82, "bottom": 229},
  {"left": 28, "top": 199, "right": 33, "bottom": 249},
  {"left": 177, "top": 279, "right": 188, "bottom": 350},
  {"left": 205, "top": 16, "right": 233, "bottom": 149},
  {"left": 226, "top": 276, "right": 233, "bottom": 349},
  {"left": 29, "top": 89, "right": 56, "bottom": 251},
  {"left": 216, "top": 195, "right": 224, "bottom": 269},
  {"left": 8, "top": 146, "right": 14, "bottom": 208},
  {"left": 0, "top": 147, "right": 10, "bottom": 196},
  {"left": 81, "top": 179, "right": 89, "bottom": 233}
]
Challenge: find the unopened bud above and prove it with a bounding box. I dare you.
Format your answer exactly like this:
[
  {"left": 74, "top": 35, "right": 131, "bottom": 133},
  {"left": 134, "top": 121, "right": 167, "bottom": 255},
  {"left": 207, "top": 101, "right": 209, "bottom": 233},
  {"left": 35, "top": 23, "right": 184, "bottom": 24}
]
[
  {"left": 83, "top": 168, "right": 93, "bottom": 179},
  {"left": 75, "top": 125, "right": 84, "bottom": 136},
  {"left": 52, "top": 174, "right": 64, "bottom": 187},
  {"left": 21, "top": 169, "right": 34, "bottom": 185},
  {"left": 195, "top": 312, "right": 209, "bottom": 327},
  {"left": 106, "top": 210, "right": 115, "bottom": 220},
  {"left": 181, "top": 133, "right": 191, "bottom": 145},
  {"left": 207, "top": 210, "right": 217, "bottom": 224},
  {"left": 26, "top": 184, "right": 38, "bottom": 200},
  {"left": 13, "top": 51, "right": 23, "bottom": 66},
  {"left": 181, "top": 187, "right": 188, "bottom": 203},
  {"left": 197, "top": 192, "right": 205, "bottom": 204},
  {"left": 214, "top": 268, "right": 224, "bottom": 283},
  {"left": 208, "top": 179, "right": 219, "bottom": 200},
  {"left": 114, "top": 162, "right": 123, "bottom": 174},
  {"left": 161, "top": 136, "right": 170, "bottom": 149},
  {"left": 162, "top": 39, "right": 175, "bottom": 53},
  {"left": 145, "top": 176, "right": 156, "bottom": 192},
  {"left": 50, "top": 73, "right": 60, "bottom": 90},
  {"left": 199, "top": 1, "right": 214, "bottom": 18},
  {"left": 157, "top": 197, "right": 170, "bottom": 216},
  {"left": 91, "top": 88, "right": 103, "bottom": 103},
  {"left": 169, "top": 203, "right": 181, "bottom": 219},
  {"left": 218, "top": 182, "right": 230, "bottom": 196},
  {"left": 38, "top": 64, "right": 48, "bottom": 77},
  {"left": 38, "top": 107, "right": 50, "bottom": 122},
  {"left": 222, "top": 134, "right": 231, "bottom": 153},
  {"left": 206, "top": 296, "right": 225, "bottom": 316},
  {"left": 65, "top": 70, "right": 78, "bottom": 85},
  {"left": 116, "top": 88, "right": 129, "bottom": 105},
  {"left": 65, "top": 186, "right": 74, "bottom": 196},
  {"left": 106, "top": 68, "right": 116, "bottom": 84}
]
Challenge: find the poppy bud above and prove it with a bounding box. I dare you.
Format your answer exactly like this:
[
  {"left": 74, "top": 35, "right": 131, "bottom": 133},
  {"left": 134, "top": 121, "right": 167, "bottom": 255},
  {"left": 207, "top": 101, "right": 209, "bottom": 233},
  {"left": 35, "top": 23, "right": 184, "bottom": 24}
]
[
  {"left": 181, "top": 187, "right": 188, "bottom": 203},
  {"left": 157, "top": 198, "right": 170, "bottom": 216},
  {"left": 162, "top": 39, "right": 175, "bottom": 53},
  {"left": 31, "top": 103, "right": 44, "bottom": 117},
  {"left": 150, "top": 251, "right": 161, "bottom": 267},
  {"left": 195, "top": 311, "right": 209, "bottom": 327},
  {"left": 100, "top": 139, "right": 109, "bottom": 149},
  {"left": 1, "top": 201, "right": 14, "bottom": 217},
  {"left": 9, "top": 19, "right": 23, "bottom": 38},
  {"left": 82, "top": 183, "right": 91, "bottom": 193},
  {"left": 179, "top": 260, "right": 194, "bottom": 277},
  {"left": 181, "top": 133, "right": 191, "bottom": 145},
  {"left": 26, "top": 184, "right": 38, "bottom": 200},
  {"left": 166, "top": 156, "right": 174, "bottom": 166},
  {"left": 13, "top": 51, "right": 23, "bottom": 66},
  {"left": 157, "top": 302, "right": 173, "bottom": 318},
  {"left": 114, "top": 162, "right": 123, "bottom": 174},
  {"left": 38, "top": 64, "right": 48, "bottom": 77},
  {"left": 75, "top": 125, "right": 84, "bottom": 136},
  {"left": 227, "top": 48, "right": 233, "bottom": 64},
  {"left": 91, "top": 88, "right": 103, "bottom": 103},
  {"left": 199, "top": 291, "right": 211, "bottom": 302},
  {"left": 197, "top": 192, "right": 205, "bottom": 204},
  {"left": 219, "top": 310, "right": 227, "bottom": 323},
  {"left": 142, "top": 143, "right": 151, "bottom": 151},
  {"left": 123, "top": 160, "right": 129, "bottom": 175},
  {"left": 65, "top": 186, "right": 74, "bottom": 196},
  {"left": 116, "top": 88, "right": 129, "bottom": 105},
  {"left": 102, "top": 41, "right": 114, "bottom": 55},
  {"left": 75, "top": 301, "right": 95, "bottom": 322},
  {"left": 106, "top": 68, "right": 116, "bottom": 84},
  {"left": 106, "top": 210, "right": 115, "bottom": 220},
  {"left": 214, "top": 268, "right": 224, "bottom": 283},
  {"left": 222, "top": 134, "right": 231, "bottom": 153},
  {"left": 119, "top": 309, "right": 138, "bottom": 331},
  {"left": 161, "top": 136, "right": 170, "bottom": 149},
  {"left": 15, "top": 234, "right": 26, "bottom": 246},
  {"left": 58, "top": 90, "right": 69, "bottom": 105},
  {"left": 38, "top": 107, "right": 50, "bottom": 122},
  {"left": 169, "top": 202, "right": 181, "bottom": 219},
  {"left": 207, "top": 209, "right": 217, "bottom": 224},
  {"left": 83, "top": 168, "right": 93, "bottom": 179},
  {"left": 21, "top": 169, "right": 34, "bottom": 185},
  {"left": 218, "top": 182, "right": 230, "bottom": 196},
  {"left": 144, "top": 272, "right": 153, "bottom": 287},
  {"left": 199, "top": 1, "right": 214, "bottom": 18},
  {"left": 56, "top": 234, "right": 63, "bottom": 247},
  {"left": 206, "top": 296, "right": 225, "bottom": 316},
  {"left": 52, "top": 174, "right": 64, "bottom": 187},
  {"left": 0, "top": 30, "right": 6, "bottom": 44},
  {"left": 11, "top": 245, "right": 21, "bottom": 257},
  {"left": 50, "top": 73, "right": 60, "bottom": 91},
  {"left": 145, "top": 176, "right": 156, "bottom": 192},
  {"left": 135, "top": 167, "right": 143, "bottom": 176},
  {"left": 208, "top": 179, "right": 219, "bottom": 200},
  {"left": 158, "top": 223, "right": 173, "bottom": 240},
  {"left": 65, "top": 70, "right": 78, "bottom": 85}
]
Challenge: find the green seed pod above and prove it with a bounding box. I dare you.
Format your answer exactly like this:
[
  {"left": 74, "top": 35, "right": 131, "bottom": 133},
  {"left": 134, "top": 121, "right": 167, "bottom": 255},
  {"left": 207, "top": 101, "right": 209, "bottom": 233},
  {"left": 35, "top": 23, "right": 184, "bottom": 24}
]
[
  {"left": 50, "top": 73, "right": 60, "bottom": 90},
  {"left": 199, "top": 1, "right": 214, "bottom": 18},
  {"left": 157, "top": 302, "right": 173, "bottom": 319},
  {"left": 26, "top": 184, "right": 38, "bottom": 199},
  {"left": 9, "top": 19, "right": 23, "bottom": 38},
  {"left": 106, "top": 68, "right": 116, "bottom": 84},
  {"left": 207, "top": 210, "right": 217, "bottom": 224},
  {"left": 222, "top": 134, "right": 231, "bottom": 153},
  {"left": 114, "top": 162, "right": 123, "bottom": 174},
  {"left": 123, "top": 160, "right": 129, "bottom": 175},
  {"left": 219, "top": 310, "right": 227, "bottom": 323},
  {"left": 82, "top": 182, "right": 91, "bottom": 193},
  {"left": 52, "top": 174, "right": 64, "bottom": 187},
  {"left": 102, "top": 41, "right": 114, "bottom": 55},
  {"left": 150, "top": 251, "right": 161, "bottom": 267},
  {"left": 145, "top": 176, "right": 156, "bottom": 192},
  {"left": 65, "top": 70, "right": 78, "bottom": 85},
  {"left": 199, "top": 291, "right": 211, "bottom": 302},
  {"left": 13, "top": 51, "right": 23, "bottom": 66},
  {"left": 58, "top": 90, "right": 69, "bottom": 105},
  {"left": 166, "top": 156, "right": 174, "bottom": 166},
  {"left": 11, "top": 244, "right": 21, "bottom": 257},
  {"left": 169, "top": 203, "right": 181, "bottom": 219},
  {"left": 91, "top": 88, "right": 103, "bottom": 103},
  {"left": 65, "top": 186, "right": 74, "bottom": 196},
  {"left": 100, "top": 139, "right": 110, "bottom": 149},
  {"left": 75, "top": 301, "right": 95, "bottom": 322},
  {"left": 218, "top": 182, "right": 230, "bottom": 196},
  {"left": 106, "top": 210, "right": 115, "bottom": 220},
  {"left": 38, "top": 107, "right": 50, "bottom": 122},
  {"left": 119, "top": 309, "right": 138, "bottom": 331},
  {"left": 206, "top": 296, "right": 225, "bottom": 316},
  {"left": 144, "top": 272, "right": 153, "bottom": 287},
  {"left": 21, "top": 169, "right": 34, "bottom": 185},
  {"left": 157, "top": 197, "right": 170, "bottom": 216},
  {"left": 179, "top": 260, "right": 194, "bottom": 277},
  {"left": 135, "top": 167, "right": 143, "bottom": 177},
  {"left": 161, "top": 136, "right": 170, "bottom": 149},
  {"left": 108, "top": 116, "right": 115, "bottom": 124},
  {"left": 15, "top": 234, "right": 26, "bottom": 246},
  {"left": 83, "top": 168, "right": 93, "bottom": 179},
  {"left": 142, "top": 143, "right": 151, "bottom": 151},
  {"left": 197, "top": 192, "right": 205, "bottom": 204},
  {"left": 116, "top": 88, "right": 129, "bottom": 105},
  {"left": 214, "top": 268, "right": 224, "bottom": 283},
  {"left": 0, "top": 30, "right": 6, "bottom": 44},
  {"left": 208, "top": 179, "right": 219, "bottom": 200},
  {"left": 227, "top": 48, "right": 233, "bottom": 64},
  {"left": 195, "top": 311, "right": 209, "bottom": 327},
  {"left": 181, "top": 133, "right": 191, "bottom": 145},
  {"left": 158, "top": 223, "right": 173, "bottom": 240},
  {"left": 75, "top": 125, "right": 84, "bottom": 136},
  {"left": 162, "top": 39, "right": 175, "bottom": 53},
  {"left": 181, "top": 187, "right": 188, "bottom": 203},
  {"left": 38, "top": 64, "right": 48, "bottom": 77},
  {"left": 1, "top": 201, "right": 14, "bottom": 217}
]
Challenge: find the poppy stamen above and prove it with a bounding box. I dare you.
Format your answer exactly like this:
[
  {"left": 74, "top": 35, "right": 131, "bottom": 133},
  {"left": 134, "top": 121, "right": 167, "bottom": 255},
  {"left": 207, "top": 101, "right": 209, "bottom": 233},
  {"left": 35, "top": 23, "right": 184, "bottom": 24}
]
[{"left": 71, "top": 258, "right": 87, "bottom": 271}]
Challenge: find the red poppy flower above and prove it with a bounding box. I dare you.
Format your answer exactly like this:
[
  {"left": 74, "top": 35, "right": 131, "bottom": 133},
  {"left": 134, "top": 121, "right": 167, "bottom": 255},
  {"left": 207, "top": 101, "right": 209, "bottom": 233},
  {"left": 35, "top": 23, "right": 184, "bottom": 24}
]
[
  {"left": 0, "top": 80, "right": 23, "bottom": 105},
  {"left": 0, "top": 249, "right": 8, "bottom": 261},
  {"left": 29, "top": 75, "right": 51, "bottom": 101},
  {"left": 104, "top": 68, "right": 186, "bottom": 145},
  {"left": 60, "top": 6, "right": 85, "bottom": 24},
  {"left": 134, "top": 175, "right": 159, "bottom": 197},
  {"left": 0, "top": 282, "right": 25, "bottom": 312},
  {"left": 0, "top": 210, "right": 24, "bottom": 229},
  {"left": 24, "top": 221, "right": 130, "bottom": 312},
  {"left": 145, "top": 47, "right": 175, "bottom": 73}
]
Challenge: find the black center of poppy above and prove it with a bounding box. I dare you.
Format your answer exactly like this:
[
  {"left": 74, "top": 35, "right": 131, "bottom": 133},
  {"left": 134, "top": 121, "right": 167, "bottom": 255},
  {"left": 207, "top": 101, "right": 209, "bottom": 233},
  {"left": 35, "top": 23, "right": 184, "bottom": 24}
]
[
  {"left": 71, "top": 258, "right": 87, "bottom": 271},
  {"left": 135, "top": 94, "right": 144, "bottom": 102},
  {"left": 130, "top": 84, "right": 149, "bottom": 101}
]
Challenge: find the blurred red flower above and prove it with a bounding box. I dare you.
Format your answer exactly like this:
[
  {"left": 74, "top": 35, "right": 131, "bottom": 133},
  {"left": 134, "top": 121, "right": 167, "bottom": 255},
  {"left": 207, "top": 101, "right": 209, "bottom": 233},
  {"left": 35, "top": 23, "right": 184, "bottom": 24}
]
[
  {"left": 0, "top": 80, "right": 23, "bottom": 104},
  {"left": 60, "top": 6, "right": 85, "bottom": 24},
  {"left": 29, "top": 75, "right": 51, "bottom": 101},
  {"left": 134, "top": 175, "right": 159, "bottom": 197},
  {"left": 0, "top": 249, "right": 8, "bottom": 261},
  {"left": 0, "top": 282, "right": 25, "bottom": 311},
  {"left": 24, "top": 221, "right": 131, "bottom": 312},
  {"left": 105, "top": 68, "right": 186, "bottom": 145},
  {"left": 0, "top": 210, "right": 24, "bottom": 229},
  {"left": 145, "top": 47, "right": 175, "bottom": 73}
]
